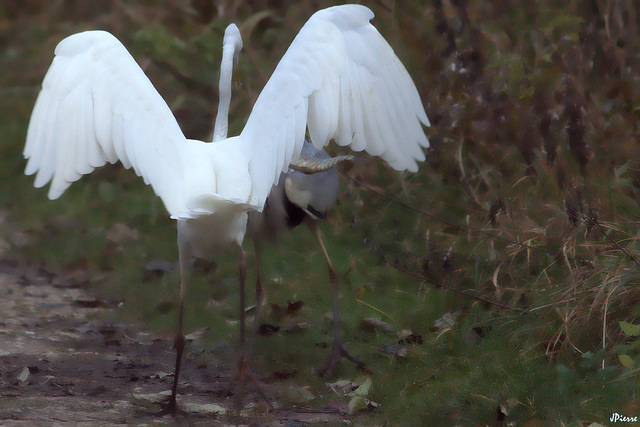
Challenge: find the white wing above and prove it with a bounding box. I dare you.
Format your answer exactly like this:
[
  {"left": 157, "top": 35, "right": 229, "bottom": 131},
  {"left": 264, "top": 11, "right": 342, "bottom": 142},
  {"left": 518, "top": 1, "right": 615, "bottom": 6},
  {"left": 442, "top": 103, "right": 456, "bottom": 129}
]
[
  {"left": 240, "top": 4, "right": 429, "bottom": 207},
  {"left": 23, "top": 30, "right": 219, "bottom": 218},
  {"left": 24, "top": 5, "right": 428, "bottom": 219}
]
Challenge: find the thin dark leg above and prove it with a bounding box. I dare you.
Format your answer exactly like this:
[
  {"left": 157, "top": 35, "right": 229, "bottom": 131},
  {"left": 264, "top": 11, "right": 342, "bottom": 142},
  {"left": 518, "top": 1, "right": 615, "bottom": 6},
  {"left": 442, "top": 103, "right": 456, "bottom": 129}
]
[
  {"left": 226, "top": 245, "right": 272, "bottom": 412},
  {"left": 248, "top": 239, "right": 267, "bottom": 361},
  {"left": 239, "top": 247, "right": 247, "bottom": 348},
  {"left": 307, "top": 218, "right": 366, "bottom": 377},
  {"left": 153, "top": 303, "right": 185, "bottom": 416},
  {"left": 154, "top": 231, "right": 190, "bottom": 416}
]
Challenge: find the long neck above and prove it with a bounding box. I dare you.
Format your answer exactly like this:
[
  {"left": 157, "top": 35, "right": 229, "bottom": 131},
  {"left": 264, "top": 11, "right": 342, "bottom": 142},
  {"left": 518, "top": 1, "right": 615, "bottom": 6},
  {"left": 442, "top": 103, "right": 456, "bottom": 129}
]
[{"left": 212, "top": 42, "right": 235, "bottom": 143}]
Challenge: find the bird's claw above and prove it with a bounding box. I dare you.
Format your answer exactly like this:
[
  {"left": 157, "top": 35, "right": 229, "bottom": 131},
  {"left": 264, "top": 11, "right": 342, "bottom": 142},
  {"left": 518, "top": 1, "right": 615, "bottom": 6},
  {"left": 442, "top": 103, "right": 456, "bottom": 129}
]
[
  {"left": 145, "top": 395, "right": 185, "bottom": 417},
  {"left": 226, "top": 355, "right": 274, "bottom": 412},
  {"left": 314, "top": 341, "right": 368, "bottom": 378}
]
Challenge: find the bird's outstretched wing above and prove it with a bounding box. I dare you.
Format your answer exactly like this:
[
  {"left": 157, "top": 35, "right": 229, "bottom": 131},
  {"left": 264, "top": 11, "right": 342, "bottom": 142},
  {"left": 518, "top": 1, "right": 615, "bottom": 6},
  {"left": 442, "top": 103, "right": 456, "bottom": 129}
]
[
  {"left": 23, "top": 30, "right": 209, "bottom": 218},
  {"left": 240, "top": 4, "right": 430, "bottom": 207}
]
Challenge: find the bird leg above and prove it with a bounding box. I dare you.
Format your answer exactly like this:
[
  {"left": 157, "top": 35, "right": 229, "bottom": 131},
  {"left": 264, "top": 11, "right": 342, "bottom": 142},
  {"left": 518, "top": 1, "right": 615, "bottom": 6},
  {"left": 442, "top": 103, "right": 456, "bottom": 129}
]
[
  {"left": 239, "top": 247, "right": 247, "bottom": 348},
  {"left": 306, "top": 218, "right": 366, "bottom": 377},
  {"left": 225, "top": 245, "right": 272, "bottom": 412},
  {"left": 153, "top": 302, "right": 186, "bottom": 416},
  {"left": 153, "top": 235, "right": 190, "bottom": 416},
  {"left": 247, "top": 239, "right": 267, "bottom": 362}
]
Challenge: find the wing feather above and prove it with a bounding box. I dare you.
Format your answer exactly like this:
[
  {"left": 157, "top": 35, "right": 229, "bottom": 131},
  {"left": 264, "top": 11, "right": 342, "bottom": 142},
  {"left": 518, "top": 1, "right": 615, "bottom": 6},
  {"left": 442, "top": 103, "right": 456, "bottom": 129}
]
[
  {"left": 26, "top": 6, "right": 429, "bottom": 220},
  {"left": 240, "top": 4, "right": 429, "bottom": 207},
  {"left": 23, "top": 30, "right": 214, "bottom": 218}
]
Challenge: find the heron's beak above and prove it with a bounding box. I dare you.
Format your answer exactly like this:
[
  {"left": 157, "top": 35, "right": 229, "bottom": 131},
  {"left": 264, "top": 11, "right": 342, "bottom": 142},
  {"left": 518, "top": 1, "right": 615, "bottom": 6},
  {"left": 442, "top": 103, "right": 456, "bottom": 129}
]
[{"left": 289, "top": 154, "right": 354, "bottom": 174}]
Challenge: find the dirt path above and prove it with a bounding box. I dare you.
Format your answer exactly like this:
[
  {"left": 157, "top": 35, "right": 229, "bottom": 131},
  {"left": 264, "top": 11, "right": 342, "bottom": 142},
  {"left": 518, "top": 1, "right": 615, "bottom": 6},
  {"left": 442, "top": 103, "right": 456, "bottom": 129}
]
[{"left": 0, "top": 259, "right": 348, "bottom": 425}]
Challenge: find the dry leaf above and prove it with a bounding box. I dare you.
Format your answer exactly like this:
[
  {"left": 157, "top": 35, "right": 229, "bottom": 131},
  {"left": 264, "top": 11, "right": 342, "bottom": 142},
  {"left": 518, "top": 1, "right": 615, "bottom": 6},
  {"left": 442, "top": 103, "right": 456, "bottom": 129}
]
[
  {"left": 182, "top": 402, "right": 226, "bottom": 414},
  {"left": 351, "top": 377, "right": 372, "bottom": 397},
  {"left": 326, "top": 379, "right": 356, "bottom": 395},
  {"left": 434, "top": 311, "right": 459, "bottom": 330},
  {"left": 185, "top": 326, "right": 210, "bottom": 342},
  {"left": 130, "top": 390, "right": 172, "bottom": 404},
  {"left": 282, "top": 386, "right": 316, "bottom": 404},
  {"left": 359, "top": 317, "right": 394, "bottom": 333},
  {"left": 18, "top": 366, "right": 30, "bottom": 385},
  {"left": 380, "top": 344, "right": 408, "bottom": 358},
  {"left": 146, "top": 371, "right": 173, "bottom": 379},
  {"left": 347, "top": 395, "right": 367, "bottom": 414},
  {"left": 348, "top": 395, "right": 379, "bottom": 414},
  {"left": 270, "top": 300, "right": 305, "bottom": 321},
  {"left": 398, "top": 330, "right": 424, "bottom": 345}
]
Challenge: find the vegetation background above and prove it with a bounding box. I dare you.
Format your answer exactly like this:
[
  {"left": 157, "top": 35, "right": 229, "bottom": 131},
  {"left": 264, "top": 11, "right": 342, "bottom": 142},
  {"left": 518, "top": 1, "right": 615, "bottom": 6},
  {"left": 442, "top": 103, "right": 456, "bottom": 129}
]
[{"left": 1, "top": 0, "right": 640, "bottom": 424}]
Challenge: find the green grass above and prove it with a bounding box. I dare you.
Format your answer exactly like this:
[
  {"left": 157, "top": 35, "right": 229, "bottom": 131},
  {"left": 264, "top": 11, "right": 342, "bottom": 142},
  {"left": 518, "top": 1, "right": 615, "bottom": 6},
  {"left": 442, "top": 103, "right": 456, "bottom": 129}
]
[{"left": 2, "top": 1, "right": 640, "bottom": 425}]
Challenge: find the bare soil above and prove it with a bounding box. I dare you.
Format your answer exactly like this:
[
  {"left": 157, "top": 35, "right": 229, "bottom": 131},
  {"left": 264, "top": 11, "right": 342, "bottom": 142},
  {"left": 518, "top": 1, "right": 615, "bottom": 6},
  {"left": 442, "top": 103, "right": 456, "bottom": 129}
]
[{"left": 0, "top": 259, "right": 348, "bottom": 426}]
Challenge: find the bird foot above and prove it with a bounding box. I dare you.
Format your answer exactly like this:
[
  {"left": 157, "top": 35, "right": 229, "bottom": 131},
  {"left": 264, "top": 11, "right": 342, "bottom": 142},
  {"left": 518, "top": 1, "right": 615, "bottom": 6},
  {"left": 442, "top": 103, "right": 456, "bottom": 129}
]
[
  {"left": 147, "top": 394, "right": 186, "bottom": 417},
  {"left": 225, "top": 354, "right": 273, "bottom": 412},
  {"left": 314, "top": 341, "right": 368, "bottom": 378}
]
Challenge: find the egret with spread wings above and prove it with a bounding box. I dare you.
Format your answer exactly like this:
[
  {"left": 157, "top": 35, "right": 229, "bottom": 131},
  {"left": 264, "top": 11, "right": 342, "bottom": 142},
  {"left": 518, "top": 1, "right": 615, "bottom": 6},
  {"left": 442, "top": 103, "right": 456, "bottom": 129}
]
[{"left": 24, "top": 4, "right": 429, "bottom": 415}]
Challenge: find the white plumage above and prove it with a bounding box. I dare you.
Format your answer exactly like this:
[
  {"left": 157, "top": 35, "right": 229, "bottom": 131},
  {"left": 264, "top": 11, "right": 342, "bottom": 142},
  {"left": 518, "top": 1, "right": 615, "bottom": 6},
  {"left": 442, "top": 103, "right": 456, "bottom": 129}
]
[
  {"left": 23, "top": 4, "right": 430, "bottom": 414},
  {"left": 25, "top": 5, "right": 428, "bottom": 224}
]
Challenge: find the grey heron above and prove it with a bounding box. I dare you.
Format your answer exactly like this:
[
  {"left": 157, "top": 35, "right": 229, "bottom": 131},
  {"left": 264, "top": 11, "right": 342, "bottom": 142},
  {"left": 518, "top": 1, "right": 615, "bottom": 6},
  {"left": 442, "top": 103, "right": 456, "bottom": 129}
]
[{"left": 246, "top": 141, "right": 363, "bottom": 378}]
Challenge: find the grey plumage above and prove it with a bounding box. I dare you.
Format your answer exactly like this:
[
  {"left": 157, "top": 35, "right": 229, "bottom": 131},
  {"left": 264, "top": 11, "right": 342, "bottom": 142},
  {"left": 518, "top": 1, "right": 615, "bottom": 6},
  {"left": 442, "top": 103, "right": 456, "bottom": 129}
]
[
  {"left": 247, "top": 140, "right": 339, "bottom": 240},
  {"left": 285, "top": 141, "right": 340, "bottom": 220},
  {"left": 246, "top": 140, "right": 364, "bottom": 376}
]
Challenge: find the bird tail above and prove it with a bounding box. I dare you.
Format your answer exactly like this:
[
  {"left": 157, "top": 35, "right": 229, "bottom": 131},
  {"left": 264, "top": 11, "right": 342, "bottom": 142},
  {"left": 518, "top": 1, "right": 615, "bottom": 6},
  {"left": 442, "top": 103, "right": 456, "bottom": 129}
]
[{"left": 172, "top": 193, "right": 259, "bottom": 220}]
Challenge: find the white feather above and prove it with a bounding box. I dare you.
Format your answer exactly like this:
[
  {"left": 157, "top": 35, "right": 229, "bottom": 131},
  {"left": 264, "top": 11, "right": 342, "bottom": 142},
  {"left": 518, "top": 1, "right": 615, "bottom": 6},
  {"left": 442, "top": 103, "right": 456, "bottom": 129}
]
[{"left": 24, "top": 4, "right": 429, "bottom": 240}]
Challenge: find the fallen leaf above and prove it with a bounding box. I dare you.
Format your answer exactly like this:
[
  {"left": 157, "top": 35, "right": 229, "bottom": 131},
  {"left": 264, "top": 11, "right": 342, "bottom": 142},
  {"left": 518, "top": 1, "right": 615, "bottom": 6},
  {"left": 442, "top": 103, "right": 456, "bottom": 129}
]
[
  {"left": 380, "top": 344, "right": 408, "bottom": 358},
  {"left": 359, "top": 317, "right": 394, "bottom": 333},
  {"left": 185, "top": 326, "right": 210, "bottom": 342},
  {"left": 347, "top": 395, "right": 367, "bottom": 414},
  {"left": 434, "top": 311, "right": 459, "bottom": 330},
  {"left": 398, "top": 331, "right": 424, "bottom": 345},
  {"left": 18, "top": 366, "right": 30, "bottom": 385},
  {"left": 282, "top": 386, "right": 317, "bottom": 404},
  {"left": 283, "top": 322, "right": 310, "bottom": 334},
  {"left": 238, "top": 402, "right": 271, "bottom": 418},
  {"left": 347, "top": 395, "right": 379, "bottom": 414},
  {"left": 496, "top": 404, "right": 508, "bottom": 424},
  {"left": 326, "top": 379, "right": 356, "bottom": 395},
  {"left": 182, "top": 402, "right": 226, "bottom": 414},
  {"left": 368, "top": 399, "right": 380, "bottom": 408},
  {"left": 270, "top": 300, "right": 305, "bottom": 321},
  {"left": 351, "top": 377, "right": 372, "bottom": 397},
  {"left": 131, "top": 390, "right": 172, "bottom": 404},
  {"left": 145, "top": 371, "right": 173, "bottom": 379}
]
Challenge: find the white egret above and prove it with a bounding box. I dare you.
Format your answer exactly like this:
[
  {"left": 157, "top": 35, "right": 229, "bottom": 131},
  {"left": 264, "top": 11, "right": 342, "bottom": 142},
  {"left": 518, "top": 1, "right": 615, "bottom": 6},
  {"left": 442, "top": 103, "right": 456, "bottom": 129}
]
[
  {"left": 23, "top": 4, "right": 430, "bottom": 415},
  {"left": 213, "top": 22, "right": 359, "bottom": 381}
]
